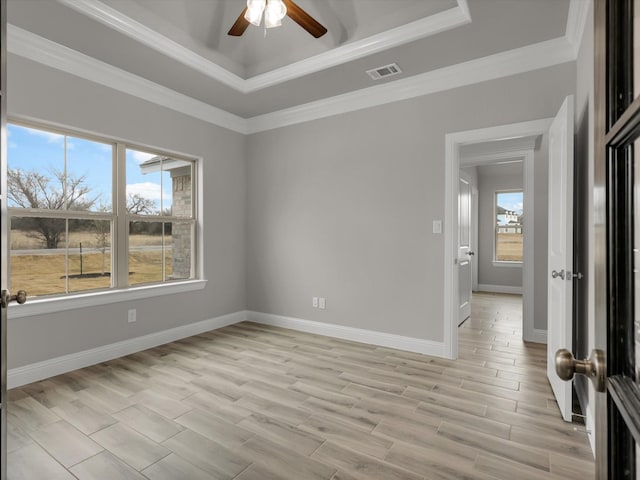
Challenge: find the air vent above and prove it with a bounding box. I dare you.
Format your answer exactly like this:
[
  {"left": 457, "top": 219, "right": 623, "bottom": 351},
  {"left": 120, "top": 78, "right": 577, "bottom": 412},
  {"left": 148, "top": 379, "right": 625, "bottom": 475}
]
[{"left": 366, "top": 63, "right": 402, "bottom": 81}]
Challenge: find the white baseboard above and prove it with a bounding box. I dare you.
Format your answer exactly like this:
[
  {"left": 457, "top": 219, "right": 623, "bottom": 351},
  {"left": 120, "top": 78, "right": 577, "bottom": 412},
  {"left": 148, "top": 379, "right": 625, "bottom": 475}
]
[
  {"left": 477, "top": 284, "right": 523, "bottom": 295},
  {"left": 574, "top": 378, "right": 596, "bottom": 456},
  {"left": 8, "top": 310, "right": 248, "bottom": 389},
  {"left": 523, "top": 327, "right": 547, "bottom": 344},
  {"left": 247, "top": 311, "right": 445, "bottom": 357}
]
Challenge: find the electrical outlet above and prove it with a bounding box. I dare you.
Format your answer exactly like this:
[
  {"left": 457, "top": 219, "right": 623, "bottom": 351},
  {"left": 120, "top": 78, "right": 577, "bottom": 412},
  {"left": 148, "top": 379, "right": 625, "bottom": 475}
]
[
  {"left": 128, "top": 309, "right": 136, "bottom": 323},
  {"left": 319, "top": 297, "right": 326, "bottom": 309},
  {"left": 312, "top": 297, "right": 319, "bottom": 308}
]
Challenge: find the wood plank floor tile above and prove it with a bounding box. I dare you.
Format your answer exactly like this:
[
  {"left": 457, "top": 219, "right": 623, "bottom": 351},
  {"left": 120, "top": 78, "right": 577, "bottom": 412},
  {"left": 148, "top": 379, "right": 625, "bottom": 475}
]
[
  {"left": 90, "top": 423, "right": 170, "bottom": 471},
  {"left": 50, "top": 399, "right": 117, "bottom": 435},
  {"left": 8, "top": 396, "right": 61, "bottom": 432},
  {"left": 384, "top": 441, "right": 496, "bottom": 480},
  {"left": 162, "top": 429, "right": 251, "bottom": 479},
  {"left": 140, "top": 453, "right": 217, "bottom": 480},
  {"left": 70, "top": 451, "right": 147, "bottom": 480},
  {"left": 6, "top": 293, "right": 594, "bottom": 479},
  {"left": 112, "top": 404, "right": 184, "bottom": 443},
  {"left": 8, "top": 442, "right": 76, "bottom": 480},
  {"left": 312, "top": 441, "right": 423, "bottom": 480},
  {"left": 437, "top": 421, "right": 550, "bottom": 471},
  {"left": 299, "top": 413, "right": 394, "bottom": 459},
  {"left": 29, "top": 420, "right": 103, "bottom": 468},
  {"left": 241, "top": 435, "right": 336, "bottom": 480},
  {"left": 238, "top": 412, "right": 324, "bottom": 455}
]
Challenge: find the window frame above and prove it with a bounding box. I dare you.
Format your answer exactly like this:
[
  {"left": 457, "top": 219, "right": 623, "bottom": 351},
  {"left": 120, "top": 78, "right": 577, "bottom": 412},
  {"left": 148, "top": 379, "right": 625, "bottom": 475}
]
[
  {"left": 7, "top": 119, "right": 204, "bottom": 317},
  {"left": 493, "top": 189, "right": 524, "bottom": 265}
]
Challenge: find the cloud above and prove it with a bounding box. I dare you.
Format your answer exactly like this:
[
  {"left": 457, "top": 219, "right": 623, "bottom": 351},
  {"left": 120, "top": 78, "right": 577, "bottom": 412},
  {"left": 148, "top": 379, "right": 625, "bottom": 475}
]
[
  {"left": 130, "top": 150, "right": 156, "bottom": 164},
  {"left": 25, "top": 127, "right": 65, "bottom": 144},
  {"left": 127, "top": 182, "right": 163, "bottom": 201}
]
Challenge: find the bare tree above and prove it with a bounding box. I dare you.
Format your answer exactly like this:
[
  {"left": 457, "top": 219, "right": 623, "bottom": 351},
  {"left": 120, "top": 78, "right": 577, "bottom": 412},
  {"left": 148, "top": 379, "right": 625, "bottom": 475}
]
[
  {"left": 126, "top": 193, "right": 156, "bottom": 215},
  {"left": 8, "top": 168, "right": 96, "bottom": 248}
]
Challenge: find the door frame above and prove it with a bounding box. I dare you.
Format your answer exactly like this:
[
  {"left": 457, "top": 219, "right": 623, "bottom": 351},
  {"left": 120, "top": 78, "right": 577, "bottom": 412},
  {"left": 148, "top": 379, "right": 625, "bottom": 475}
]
[{"left": 443, "top": 118, "right": 552, "bottom": 359}]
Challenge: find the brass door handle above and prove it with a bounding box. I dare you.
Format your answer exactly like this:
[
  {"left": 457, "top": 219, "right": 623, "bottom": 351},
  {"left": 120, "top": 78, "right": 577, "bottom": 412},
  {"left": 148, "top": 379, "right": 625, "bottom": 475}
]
[
  {"left": 1, "top": 289, "right": 27, "bottom": 308},
  {"left": 555, "top": 348, "right": 606, "bottom": 392}
]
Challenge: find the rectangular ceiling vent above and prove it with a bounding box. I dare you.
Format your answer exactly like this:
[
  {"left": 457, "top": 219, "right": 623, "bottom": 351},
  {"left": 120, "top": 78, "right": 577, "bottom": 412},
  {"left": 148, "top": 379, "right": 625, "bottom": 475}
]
[{"left": 366, "top": 63, "right": 402, "bottom": 81}]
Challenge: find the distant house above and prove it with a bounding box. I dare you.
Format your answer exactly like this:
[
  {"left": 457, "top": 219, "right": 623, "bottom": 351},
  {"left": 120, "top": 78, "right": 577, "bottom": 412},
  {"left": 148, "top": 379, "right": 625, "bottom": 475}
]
[{"left": 496, "top": 205, "right": 523, "bottom": 234}]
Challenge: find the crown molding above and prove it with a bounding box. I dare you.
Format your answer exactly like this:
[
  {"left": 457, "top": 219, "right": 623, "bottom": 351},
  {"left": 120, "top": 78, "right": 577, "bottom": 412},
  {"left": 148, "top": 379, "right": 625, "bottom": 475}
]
[
  {"left": 243, "top": 1, "right": 471, "bottom": 92},
  {"left": 9, "top": 23, "right": 577, "bottom": 137},
  {"left": 7, "top": 25, "right": 249, "bottom": 135},
  {"left": 565, "top": 0, "right": 591, "bottom": 57},
  {"left": 246, "top": 36, "right": 575, "bottom": 133},
  {"left": 56, "top": 0, "right": 471, "bottom": 93},
  {"left": 57, "top": 0, "right": 246, "bottom": 88}
]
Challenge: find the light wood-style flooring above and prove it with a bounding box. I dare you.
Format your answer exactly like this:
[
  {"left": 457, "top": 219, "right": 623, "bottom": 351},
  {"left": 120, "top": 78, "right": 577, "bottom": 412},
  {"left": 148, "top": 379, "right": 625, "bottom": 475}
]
[{"left": 7, "top": 293, "right": 595, "bottom": 479}]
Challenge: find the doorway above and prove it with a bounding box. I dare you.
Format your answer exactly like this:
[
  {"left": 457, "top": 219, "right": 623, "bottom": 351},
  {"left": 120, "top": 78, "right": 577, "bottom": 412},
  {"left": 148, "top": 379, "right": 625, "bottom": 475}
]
[
  {"left": 443, "top": 118, "right": 553, "bottom": 359},
  {"left": 460, "top": 160, "right": 525, "bottom": 334}
]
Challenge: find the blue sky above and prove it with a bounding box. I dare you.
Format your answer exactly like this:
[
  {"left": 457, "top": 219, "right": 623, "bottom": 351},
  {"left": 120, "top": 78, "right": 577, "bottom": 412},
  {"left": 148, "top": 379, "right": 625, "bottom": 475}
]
[
  {"left": 496, "top": 191, "right": 523, "bottom": 225},
  {"left": 8, "top": 124, "right": 171, "bottom": 211},
  {"left": 497, "top": 191, "right": 523, "bottom": 213}
]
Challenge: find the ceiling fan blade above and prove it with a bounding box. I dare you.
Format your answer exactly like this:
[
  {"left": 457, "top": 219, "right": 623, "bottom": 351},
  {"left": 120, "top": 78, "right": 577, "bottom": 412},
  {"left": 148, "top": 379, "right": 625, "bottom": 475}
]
[
  {"left": 283, "top": 0, "right": 327, "bottom": 38},
  {"left": 228, "top": 7, "right": 250, "bottom": 36}
]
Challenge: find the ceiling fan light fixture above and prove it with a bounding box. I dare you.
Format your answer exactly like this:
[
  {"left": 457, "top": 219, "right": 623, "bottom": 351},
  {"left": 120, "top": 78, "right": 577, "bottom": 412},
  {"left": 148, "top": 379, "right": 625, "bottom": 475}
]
[
  {"left": 244, "top": 0, "right": 266, "bottom": 27},
  {"left": 264, "top": 0, "right": 287, "bottom": 28}
]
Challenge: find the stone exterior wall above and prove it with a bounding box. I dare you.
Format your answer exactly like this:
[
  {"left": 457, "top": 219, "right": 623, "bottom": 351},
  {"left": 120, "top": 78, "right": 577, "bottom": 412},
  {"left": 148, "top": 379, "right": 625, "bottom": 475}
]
[{"left": 170, "top": 167, "right": 191, "bottom": 279}]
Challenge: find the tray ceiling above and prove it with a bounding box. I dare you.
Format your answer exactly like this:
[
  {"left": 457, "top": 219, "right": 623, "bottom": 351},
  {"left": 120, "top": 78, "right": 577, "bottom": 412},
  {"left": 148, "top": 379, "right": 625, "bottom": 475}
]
[{"left": 7, "top": 0, "right": 574, "bottom": 123}]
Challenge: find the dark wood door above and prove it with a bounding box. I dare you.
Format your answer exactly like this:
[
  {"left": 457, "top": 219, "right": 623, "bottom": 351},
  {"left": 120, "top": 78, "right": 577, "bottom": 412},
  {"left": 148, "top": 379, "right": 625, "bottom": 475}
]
[{"left": 595, "top": 0, "right": 640, "bottom": 477}]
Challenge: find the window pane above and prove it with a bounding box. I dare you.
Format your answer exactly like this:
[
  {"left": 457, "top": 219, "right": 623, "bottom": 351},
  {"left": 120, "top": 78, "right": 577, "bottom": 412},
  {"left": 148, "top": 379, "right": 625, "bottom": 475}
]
[
  {"left": 126, "top": 149, "right": 193, "bottom": 217},
  {"left": 67, "top": 136, "right": 113, "bottom": 212},
  {"left": 126, "top": 149, "right": 162, "bottom": 215},
  {"left": 495, "top": 191, "right": 523, "bottom": 262},
  {"left": 167, "top": 222, "right": 192, "bottom": 280},
  {"left": 10, "top": 216, "right": 67, "bottom": 297},
  {"left": 129, "top": 221, "right": 164, "bottom": 285},
  {"left": 7, "top": 124, "right": 65, "bottom": 210},
  {"left": 67, "top": 220, "right": 112, "bottom": 292}
]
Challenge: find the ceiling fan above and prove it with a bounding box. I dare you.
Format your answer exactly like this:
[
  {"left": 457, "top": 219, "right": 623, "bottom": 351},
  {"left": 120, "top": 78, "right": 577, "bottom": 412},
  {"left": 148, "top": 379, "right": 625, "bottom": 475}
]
[{"left": 228, "top": 0, "right": 327, "bottom": 38}]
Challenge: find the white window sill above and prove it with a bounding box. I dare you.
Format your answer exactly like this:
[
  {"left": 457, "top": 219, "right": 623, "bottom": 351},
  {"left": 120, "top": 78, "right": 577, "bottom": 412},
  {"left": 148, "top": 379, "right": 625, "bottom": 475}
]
[
  {"left": 492, "top": 261, "right": 523, "bottom": 268},
  {"left": 8, "top": 279, "right": 207, "bottom": 319}
]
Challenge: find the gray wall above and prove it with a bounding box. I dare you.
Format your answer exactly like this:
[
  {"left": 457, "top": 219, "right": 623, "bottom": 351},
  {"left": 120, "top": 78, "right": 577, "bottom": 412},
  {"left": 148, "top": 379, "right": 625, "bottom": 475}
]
[
  {"left": 7, "top": 55, "right": 247, "bottom": 368},
  {"left": 247, "top": 62, "right": 575, "bottom": 342},
  {"left": 6, "top": 54, "right": 576, "bottom": 368},
  {"left": 476, "top": 163, "right": 523, "bottom": 289}
]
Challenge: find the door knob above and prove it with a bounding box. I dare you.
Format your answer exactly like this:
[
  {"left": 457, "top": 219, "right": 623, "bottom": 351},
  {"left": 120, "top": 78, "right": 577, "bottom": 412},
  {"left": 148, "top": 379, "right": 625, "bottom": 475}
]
[
  {"left": 555, "top": 348, "right": 606, "bottom": 392},
  {"left": 551, "top": 269, "right": 565, "bottom": 280},
  {"left": 467, "top": 251, "right": 475, "bottom": 256},
  {"left": 1, "top": 289, "right": 27, "bottom": 308}
]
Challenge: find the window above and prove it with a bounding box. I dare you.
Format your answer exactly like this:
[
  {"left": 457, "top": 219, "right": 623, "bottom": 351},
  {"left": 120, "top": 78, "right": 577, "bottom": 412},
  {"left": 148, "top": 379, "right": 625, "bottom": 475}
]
[
  {"left": 494, "top": 190, "right": 523, "bottom": 263},
  {"left": 7, "top": 122, "right": 197, "bottom": 299}
]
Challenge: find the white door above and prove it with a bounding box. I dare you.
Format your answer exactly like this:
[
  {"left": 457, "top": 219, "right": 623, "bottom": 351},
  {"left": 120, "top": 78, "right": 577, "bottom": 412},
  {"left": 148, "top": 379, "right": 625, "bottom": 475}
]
[
  {"left": 547, "top": 95, "right": 574, "bottom": 422},
  {"left": 458, "top": 176, "right": 472, "bottom": 325}
]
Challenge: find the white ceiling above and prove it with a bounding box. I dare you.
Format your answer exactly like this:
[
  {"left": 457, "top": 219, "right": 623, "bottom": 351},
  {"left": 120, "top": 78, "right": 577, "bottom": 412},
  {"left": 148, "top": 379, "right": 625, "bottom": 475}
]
[{"left": 7, "top": 0, "right": 576, "bottom": 124}]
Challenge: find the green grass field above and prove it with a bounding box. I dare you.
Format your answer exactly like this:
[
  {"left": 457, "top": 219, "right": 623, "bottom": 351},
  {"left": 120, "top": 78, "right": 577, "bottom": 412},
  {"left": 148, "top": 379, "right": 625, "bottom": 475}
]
[{"left": 10, "top": 231, "right": 176, "bottom": 297}]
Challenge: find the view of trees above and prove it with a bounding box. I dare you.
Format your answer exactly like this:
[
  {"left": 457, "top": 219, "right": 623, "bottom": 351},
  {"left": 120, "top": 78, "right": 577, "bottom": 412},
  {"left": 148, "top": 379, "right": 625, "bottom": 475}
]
[
  {"left": 8, "top": 168, "right": 166, "bottom": 249},
  {"left": 8, "top": 168, "right": 97, "bottom": 248}
]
